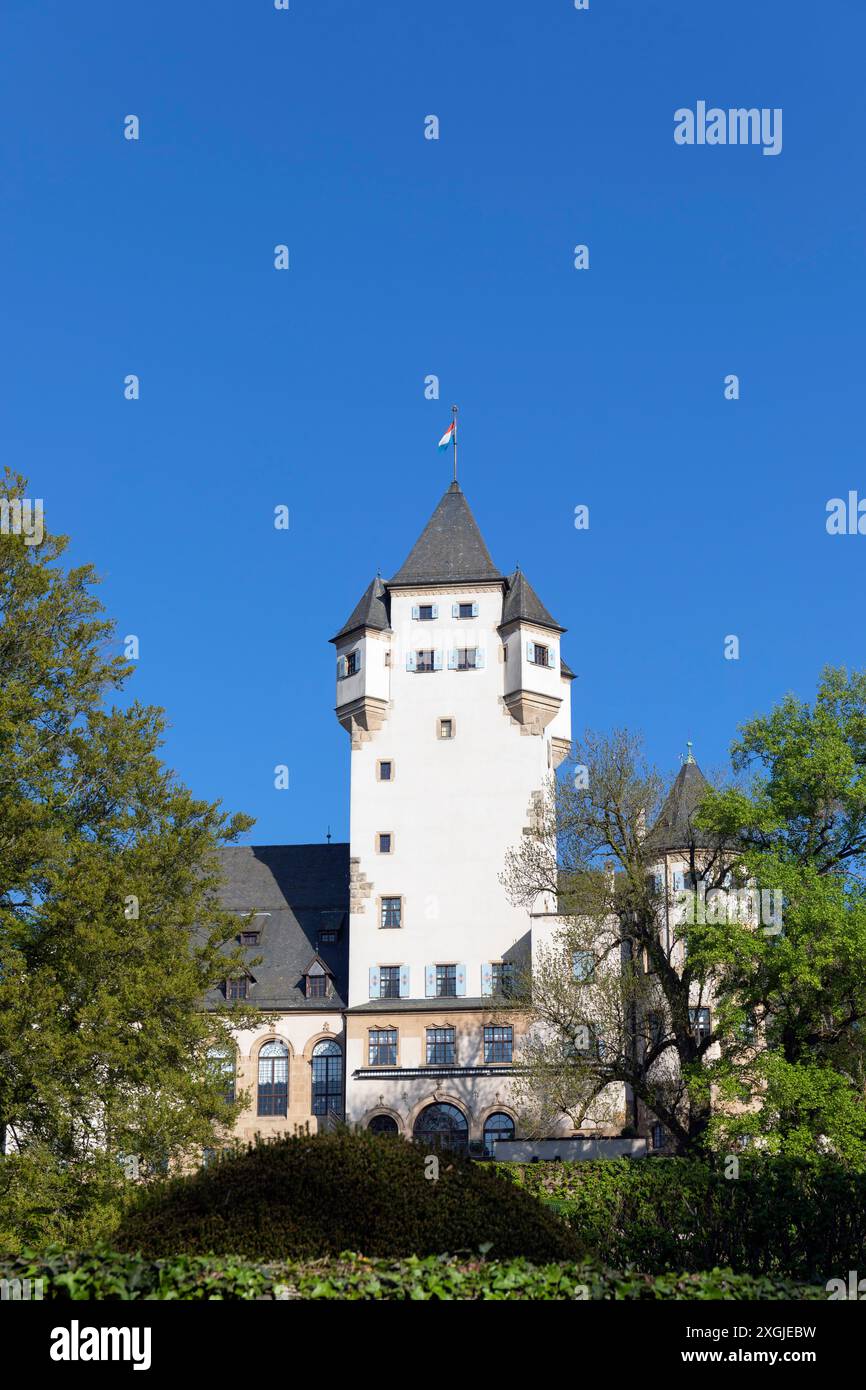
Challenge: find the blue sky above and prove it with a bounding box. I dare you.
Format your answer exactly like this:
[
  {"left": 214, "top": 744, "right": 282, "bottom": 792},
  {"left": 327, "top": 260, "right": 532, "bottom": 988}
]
[{"left": 2, "top": 1, "right": 864, "bottom": 844}]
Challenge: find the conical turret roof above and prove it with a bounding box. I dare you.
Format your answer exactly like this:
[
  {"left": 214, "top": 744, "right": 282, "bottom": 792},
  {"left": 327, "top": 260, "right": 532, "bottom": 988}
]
[
  {"left": 389, "top": 482, "right": 502, "bottom": 586},
  {"left": 643, "top": 757, "right": 711, "bottom": 852}
]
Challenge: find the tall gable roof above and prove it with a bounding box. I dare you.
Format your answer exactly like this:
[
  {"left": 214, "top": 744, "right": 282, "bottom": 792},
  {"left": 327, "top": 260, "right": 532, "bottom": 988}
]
[
  {"left": 501, "top": 569, "right": 564, "bottom": 633},
  {"left": 643, "top": 759, "right": 712, "bottom": 853},
  {"left": 208, "top": 843, "right": 350, "bottom": 1010},
  {"left": 332, "top": 576, "right": 390, "bottom": 643},
  {"left": 389, "top": 482, "right": 502, "bottom": 587}
]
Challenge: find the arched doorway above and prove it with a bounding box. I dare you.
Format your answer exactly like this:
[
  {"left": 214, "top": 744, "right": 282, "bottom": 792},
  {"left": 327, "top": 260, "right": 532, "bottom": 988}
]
[
  {"left": 311, "top": 1039, "right": 342, "bottom": 1118},
  {"left": 368, "top": 1114, "right": 399, "bottom": 1136},
  {"left": 413, "top": 1102, "right": 469, "bottom": 1155}
]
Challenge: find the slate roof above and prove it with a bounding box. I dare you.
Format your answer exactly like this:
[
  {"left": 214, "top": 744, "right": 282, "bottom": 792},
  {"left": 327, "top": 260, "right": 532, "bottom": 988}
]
[
  {"left": 332, "top": 576, "right": 390, "bottom": 643},
  {"left": 206, "top": 844, "right": 350, "bottom": 1010},
  {"left": 389, "top": 482, "right": 503, "bottom": 586},
  {"left": 501, "top": 569, "right": 565, "bottom": 633},
  {"left": 643, "top": 760, "right": 712, "bottom": 853},
  {"left": 345, "top": 996, "right": 501, "bottom": 1013}
]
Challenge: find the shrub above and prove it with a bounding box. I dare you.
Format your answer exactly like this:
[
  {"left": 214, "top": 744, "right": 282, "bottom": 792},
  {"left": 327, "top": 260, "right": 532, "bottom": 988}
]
[
  {"left": 114, "top": 1131, "right": 581, "bottom": 1263},
  {"left": 0, "top": 1247, "right": 826, "bottom": 1300},
  {"left": 496, "top": 1156, "right": 866, "bottom": 1281}
]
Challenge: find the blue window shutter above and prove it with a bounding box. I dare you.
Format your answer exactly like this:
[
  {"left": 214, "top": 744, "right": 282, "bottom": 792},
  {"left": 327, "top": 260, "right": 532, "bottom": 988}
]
[
  {"left": 432, "top": 604, "right": 439, "bottom": 619},
  {"left": 355, "top": 648, "right": 362, "bottom": 671},
  {"left": 526, "top": 640, "right": 535, "bottom": 662},
  {"left": 471, "top": 602, "right": 478, "bottom": 617},
  {"left": 399, "top": 965, "right": 410, "bottom": 998},
  {"left": 411, "top": 605, "right": 420, "bottom": 620},
  {"left": 475, "top": 648, "right": 486, "bottom": 669},
  {"left": 368, "top": 966, "right": 380, "bottom": 998},
  {"left": 452, "top": 602, "right": 459, "bottom": 618},
  {"left": 433, "top": 650, "right": 443, "bottom": 671},
  {"left": 456, "top": 963, "right": 467, "bottom": 997},
  {"left": 406, "top": 651, "right": 416, "bottom": 672},
  {"left": 547, "top": 647, "right": 556, "bottom": 668},
  {"left": 425, "top": 965, "right": 436, "bottom": 997},
  {"left": 481, "top": 963, "right": 493, "bottom": 997},
  {"left": 337, "top": 656, "right": 347, "bottom": 679},
  {"left": 448, "top": 649, "right": 458, "bottom": 669}
]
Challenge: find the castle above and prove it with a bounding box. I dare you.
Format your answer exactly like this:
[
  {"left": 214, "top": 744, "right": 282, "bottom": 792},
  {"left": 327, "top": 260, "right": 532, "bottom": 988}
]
[{"left": 211, "top": 481, "right": 712, "bottom": 1157}]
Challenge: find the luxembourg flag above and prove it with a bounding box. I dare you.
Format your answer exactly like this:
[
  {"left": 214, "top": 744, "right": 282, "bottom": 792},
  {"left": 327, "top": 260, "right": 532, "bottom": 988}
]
[{"left": 437, "top": 421, "right": 456, "bottom": 451}]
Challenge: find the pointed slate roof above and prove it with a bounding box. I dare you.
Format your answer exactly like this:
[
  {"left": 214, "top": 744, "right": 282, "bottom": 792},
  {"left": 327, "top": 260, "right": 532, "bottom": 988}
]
[
  {"left": 643, "top": 758, "right": 712, "bottom": 853},
  {"left": 331, "top": 575, "right": 390, "bottom": 643},
  {"left": 501, "top": 569, "right": 564, "bottom": 633},
  {"left": 389, "top": 482, "right": 503, "bottom": 586}
]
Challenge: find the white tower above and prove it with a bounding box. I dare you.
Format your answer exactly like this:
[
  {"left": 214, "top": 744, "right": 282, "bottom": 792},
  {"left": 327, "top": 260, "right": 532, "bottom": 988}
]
[{"left": 331, "top": 481, "right": 572, "bottom": 1149}]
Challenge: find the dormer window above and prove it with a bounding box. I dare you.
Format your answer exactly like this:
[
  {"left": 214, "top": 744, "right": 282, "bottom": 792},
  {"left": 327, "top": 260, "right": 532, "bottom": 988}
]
[
  {"left": 239, "top": 931, "right": 260, "bottom": 946},
  {"left": 319, "top": 928, "right": 338, "bottom": 945},
  {"left": 225, "top": 976, "right": 249, "bottom": 1001},
  {"left": 304, "top": 958, "right": 333, "bottom": 1000}
]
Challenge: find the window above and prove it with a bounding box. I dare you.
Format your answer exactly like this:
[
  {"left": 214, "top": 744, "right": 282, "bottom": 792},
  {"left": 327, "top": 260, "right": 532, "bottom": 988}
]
[
  {"left": 306, "top": 973, "right": 328, "bottom": 999},
  {"left": 436, "top": 964, "right": 457, "bottom": 997},
  {"left": 572, "top": 950, "right": 593, "bottom": 981},
  {"left": 491, "top": 962, "right": 515, "bottom": 997},
  {"left": 529, "top": 642, "right": 549, "bottom": 666},
  {"left": 369, "top": 1113, "right": 399, "bottom": 1136},
  {"left": 207, "top": 1044, "right": 236, "bottom": 1105},
  {"left": 483, "top": 1112, "right": 515, "bottom": 1156},
  {"left": 438, "top": 718, "right": 454, "bottom": 740},
  {"left": 369, "top": 1029, "right": 398, "bottom": 1066},
  {"left": 379, "top": 965, "right": 401, "bottom": 998},
  {"left": 377, "top": 760, "right": 393, "bottom": 782},
  {"left": 225, "top": 976, "right": 249, "bottom": 1001},
  {"left": 239, "top": 931, "right": 260, "bottom": 946},
  {"left": 426, "top": 1027, "right": 455, "bottom": 1065},
  {"left": 337, "top": 650, "right": 360, "bottom": 679},
  {"left": 690, "top": 1007, "right": 711, "bottom": 1044},
  {"left": 456, "top": 602, "right": 475, "bottom": 619},
  {"left": 416, "top": 649, "right": 435, "bottom": 672},
  {"left": 380, "top": 896, "right": 402, "bottom": 929},
  {"left": 311, "top": 1039, "right": 342, "bottom": 1117},
  {"left": 377, "top": 832, "right": 393, "bottom": 854},
  {"left": 651, "top": 1122, "right": 665, "bottom": 1151},
  {"left": 319, "top": 928, "right": 338, "bottom": 945},
  {"left": 457, "top": 648, "right": 477, "bottom": 670},
  {"left": 484, "top": 1025, "right": 513, "bottom": 1063},
  {"left": 202, "top": 1147, "right": 216, "bottom": 1168},
  {"left": 257, "top": 1039, "right": 289, "bottom": 1117},
  {"left": 418, "top": 605, "right": 434, "bottom": 621}
]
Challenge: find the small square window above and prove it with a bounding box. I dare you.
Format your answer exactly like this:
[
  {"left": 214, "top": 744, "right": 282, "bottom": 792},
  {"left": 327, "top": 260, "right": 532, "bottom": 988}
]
[
  {"left": 319, "top": 929, "right": 338, "bottom": 945},
  {"left": 416, "top": 649, "right": 435, "bottom": 673},
  {"left": 438, "top": 718, "right": 454, "bottom": 740},
  {"left": 377, "top": 760, "right": 393, "bottom": 782},
  {"left": 239, "top": 931, "right": 260, "bottom": 946},
  {"left": 381, "top": 896, "right": 402, "bottom": 929},
  {"left": 377, "top": 832, "right": 393, "bottom": 854},
  {"left": 457, "top": 603, "right": 474, "bottom": 619},
  {"left": 530, "top": 643, "right": 549, "bottom": 666},
  {"left": 418, "top": 605, "right": 434, "bottom": 621}
]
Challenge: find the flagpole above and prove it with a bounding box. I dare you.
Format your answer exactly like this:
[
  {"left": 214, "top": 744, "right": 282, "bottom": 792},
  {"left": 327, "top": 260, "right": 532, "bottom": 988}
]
[{"left": 451, "top": 404, "right": 458, "bottom": 483}]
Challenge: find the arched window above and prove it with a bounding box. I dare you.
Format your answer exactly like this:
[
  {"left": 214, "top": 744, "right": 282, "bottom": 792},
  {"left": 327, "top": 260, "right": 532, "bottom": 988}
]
[
  {"left": 483, "top": 1111, "right": 515, "bottom": 1157},
  {"left": 257, "top": 1039, "right": 289, "bottom": 1117},
  {"left": 311, "top": 1040, "right": 342, "bottom": 1118},
  {"left": 207, "top": 1043, "right": 236, "bottom": 1105},
  {"left": 413, "top": 1103, "right": 469, "bottom": 1155},
  {"left": 368, "top": 1114, "right": 399, "bottom": 1136}
]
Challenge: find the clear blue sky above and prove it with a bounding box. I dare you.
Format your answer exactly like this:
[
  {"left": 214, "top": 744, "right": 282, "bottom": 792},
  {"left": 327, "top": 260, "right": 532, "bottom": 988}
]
[{"left": 2, "top": 1, "right": 864, "bottom": 845}]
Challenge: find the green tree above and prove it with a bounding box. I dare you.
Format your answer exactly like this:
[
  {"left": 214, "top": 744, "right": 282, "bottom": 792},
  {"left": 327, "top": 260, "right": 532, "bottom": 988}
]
[{"left": 0, "top": 471, "right": 259, "bottom": 1247}]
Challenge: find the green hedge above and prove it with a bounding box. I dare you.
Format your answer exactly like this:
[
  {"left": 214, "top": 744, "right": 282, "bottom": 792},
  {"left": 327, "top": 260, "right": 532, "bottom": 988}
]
[
  {"left": 0, "top": 1247, "right": 826, "bottom": 1300},
  {"left": 114, "top": 1131, "right": 581, "bottom": 1263},
  {"left": 496, "top": 1156, "right": 866, "bottom": 1281}
]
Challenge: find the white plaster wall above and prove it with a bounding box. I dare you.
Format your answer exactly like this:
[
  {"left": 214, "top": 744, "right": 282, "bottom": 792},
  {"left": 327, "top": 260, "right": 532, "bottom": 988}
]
[{"left": 346, "top": 584, "right": 571, "bottom": 1005}]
